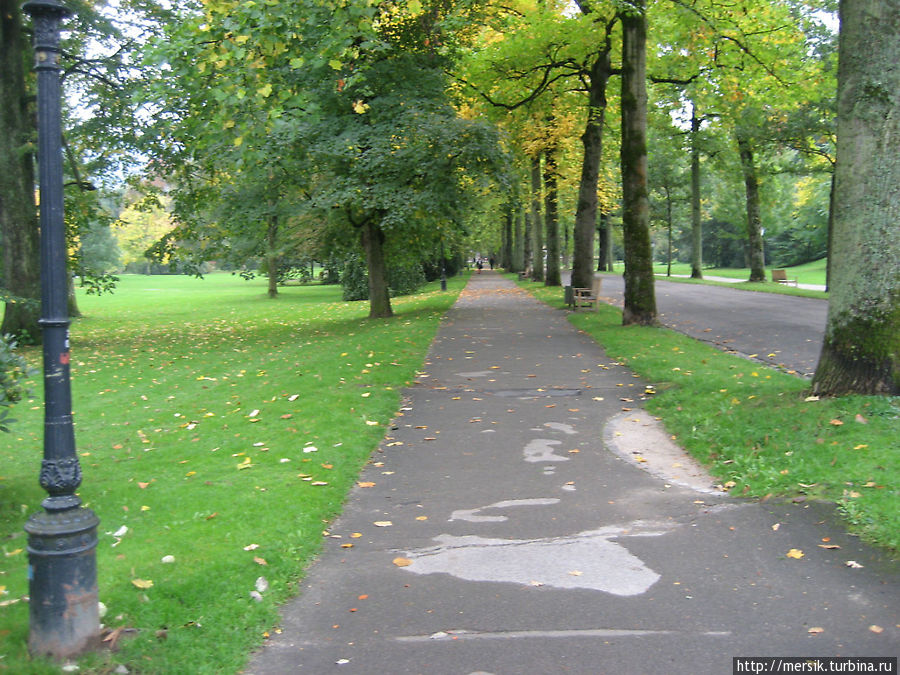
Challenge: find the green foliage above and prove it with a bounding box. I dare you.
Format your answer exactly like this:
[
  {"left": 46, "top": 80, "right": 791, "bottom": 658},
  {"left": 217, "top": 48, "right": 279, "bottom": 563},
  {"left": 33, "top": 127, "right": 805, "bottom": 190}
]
[
  {"left": 0, "top": 334, "right": 33, "bottom": 432},
  {"left": 388, "top": 260, "right": 427, "bottom": 297},
  {"left": 341, "top": 256, "right": 370, "bottom": 301}
]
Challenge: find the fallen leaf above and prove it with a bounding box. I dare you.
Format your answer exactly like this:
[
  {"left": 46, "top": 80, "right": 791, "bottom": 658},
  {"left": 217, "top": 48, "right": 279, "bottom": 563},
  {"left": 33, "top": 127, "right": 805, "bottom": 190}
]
[
  {"left": 392, "top": 557, "right": 412, "bottom": 567},
  {"left": 341, "top": 543, "right": 354, "bottom": 548},
  {"left": 253, "top": 556, "right": 268, "bottom": 566},
  {"left": 131, "top": 578, "right": 154, "bottom": 589},
  {"left": 786, "top": 548, "right": 804, "bottom": 559},
  {"left": 818, "top": 544, "right": 841, "bottom": 550},
  {"left": 357, "top": 481, "right": 376, "bottom": 488},
  {"left": 415, "top": 516, "right": 428, "bottom": 521},
  {"left": 138, "top": 482, "right": 150, "bottom": 489},
  {"left": 845, "top": 560, "right": 864, "bottom": 568},
  {"left": 568, "top": 570, "right": 583, "bottom": 576},
  {"left": 869, "top": 625, "right": 884, "bottom": 634},
  {"left": 771, "top": 523, "right": 781, "bottom": 531},
  {"left": 808, "top": 626, "right": 825, "bottom": 635},
  {"left": 373, "top": 521, "right": 392, "bottom": 527},
  {"left": 350, "top": 533, "right": 362, "bottom": 538},
  {"left": 829, "top": 419, "right": 843, "bottom": 426},
  {"left": 854, "top": 414, "right": 868, "bottom": 424}
]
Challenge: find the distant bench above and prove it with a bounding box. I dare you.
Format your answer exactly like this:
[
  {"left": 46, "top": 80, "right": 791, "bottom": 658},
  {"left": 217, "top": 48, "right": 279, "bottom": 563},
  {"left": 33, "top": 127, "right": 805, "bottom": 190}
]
[
  {"left": 565, "top": 275, "right": 603, "bottom": 310},
  {"left": 771, "top": 269, "right": 798, "bottom": 286}
]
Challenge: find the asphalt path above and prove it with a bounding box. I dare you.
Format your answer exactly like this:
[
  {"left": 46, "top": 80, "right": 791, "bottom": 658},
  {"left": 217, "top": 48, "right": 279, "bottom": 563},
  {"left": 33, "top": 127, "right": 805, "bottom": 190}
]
[
  {"left": 247, "top": 272, "right": 897, "bottom": 675},
  {"left": 592, "top": 275, "right": 828, "bottom": 378}
]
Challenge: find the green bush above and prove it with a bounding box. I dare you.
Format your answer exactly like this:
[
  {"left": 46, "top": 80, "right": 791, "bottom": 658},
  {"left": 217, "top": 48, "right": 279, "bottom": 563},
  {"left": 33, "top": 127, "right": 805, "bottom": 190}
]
[
  {"left": 0, "top": 334, "right": 33, "bottom": 433},
  {"left": 340, "top": 256, "right": 369, "bottom": 301},
  {"left": 388, "top": 260, "right": 426, "bottom": 296}
]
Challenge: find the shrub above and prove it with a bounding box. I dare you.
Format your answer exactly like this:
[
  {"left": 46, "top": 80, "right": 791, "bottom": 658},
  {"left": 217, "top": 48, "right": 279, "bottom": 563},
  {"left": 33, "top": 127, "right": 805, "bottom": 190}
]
[{"left": 0, "top": 334, "right": 33, "bottom": 433}]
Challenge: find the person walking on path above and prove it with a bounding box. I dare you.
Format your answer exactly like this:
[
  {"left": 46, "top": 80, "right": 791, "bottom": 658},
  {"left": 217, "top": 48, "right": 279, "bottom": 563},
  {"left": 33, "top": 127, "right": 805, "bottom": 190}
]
[{"left": 248, "top": 270, "right": 898, "bottom": 675}]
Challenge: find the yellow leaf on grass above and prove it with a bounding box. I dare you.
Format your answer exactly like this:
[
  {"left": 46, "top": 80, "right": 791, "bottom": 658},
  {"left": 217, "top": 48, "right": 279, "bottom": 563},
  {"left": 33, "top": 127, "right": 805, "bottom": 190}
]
[
  {"left": 254, "top": 557, "right": 268, "bottom": 566},
  {"left": 132, "top": 579, "right": 154, "bottom": 589},
  {"left": 786, "top": 549, "right": 804, "bottom": 559}
]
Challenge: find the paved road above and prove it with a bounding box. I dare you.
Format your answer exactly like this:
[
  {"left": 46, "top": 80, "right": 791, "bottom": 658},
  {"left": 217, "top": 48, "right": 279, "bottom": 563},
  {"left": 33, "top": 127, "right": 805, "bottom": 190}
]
[
  {"left": 246, "top": 272, "right": 897, "bottom": 675},
  {"left": 593, "top": 275, "right": 828, "bottom": 378}
]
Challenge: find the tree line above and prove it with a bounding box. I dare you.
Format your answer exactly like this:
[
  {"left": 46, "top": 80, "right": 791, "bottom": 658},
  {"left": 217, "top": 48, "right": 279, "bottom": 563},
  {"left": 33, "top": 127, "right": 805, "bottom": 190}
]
[{"left": 0, "top": 0, "right": 897, "bottom": 397}]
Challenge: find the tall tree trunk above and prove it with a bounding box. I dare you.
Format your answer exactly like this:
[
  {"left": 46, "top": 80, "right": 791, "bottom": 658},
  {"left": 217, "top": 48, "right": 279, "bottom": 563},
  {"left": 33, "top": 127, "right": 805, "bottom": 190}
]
[
  {"left": 530, "top": 154, "right": 544, "bottom": 282},
  {"left": 597, "top": 210, "right": 611, "bottom": 271},
  {"left": 620, "top": 1, "right": 657, "bottom": 326},
  {"left": 736, "top": 133, "right": 767, "bottom": 282},
  {"left": 0, "top": 0, "right": 42, "bottom": 342},
  {"left": 690, "top": 105, "right": 703, "bottom": 279},
  {"left": 523, "top": 173, "right": 533, "bottom": 277},
  {"left": 265, "top": 213, "right": 279, "bottom": 298},
  {"left": 362, "top": 220, "right": 392, "bottom": 319},
  {"left": 665, "top": 185, "right": 673, "bottom": 277},
  {"left": 501, "top": 206, "right": 513, "bottom": 270},
  {"left": 513, "top": 208, "right": 524, "bottom": 273},
  {"left": 571, "top": 52, "right": 611, "bottom": 289},
  {"left": 812, "top": 0, "right": 899, "bottom": 396},
  {"left": 543, "top": 145, "right": 561, "bottom": 287}
]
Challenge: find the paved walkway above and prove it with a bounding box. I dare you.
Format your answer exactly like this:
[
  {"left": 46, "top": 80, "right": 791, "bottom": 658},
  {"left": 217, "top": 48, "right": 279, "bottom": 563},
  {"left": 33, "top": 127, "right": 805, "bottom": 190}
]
[{"left": 246, "top": 271, "right": 898, "bottom": 675}]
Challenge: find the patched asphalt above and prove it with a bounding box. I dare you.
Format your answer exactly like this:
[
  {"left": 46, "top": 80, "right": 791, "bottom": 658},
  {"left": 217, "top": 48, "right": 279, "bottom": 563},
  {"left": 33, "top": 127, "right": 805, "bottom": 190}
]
[{"left": 245, "top": 271, "right": 898, "bottom": 675}]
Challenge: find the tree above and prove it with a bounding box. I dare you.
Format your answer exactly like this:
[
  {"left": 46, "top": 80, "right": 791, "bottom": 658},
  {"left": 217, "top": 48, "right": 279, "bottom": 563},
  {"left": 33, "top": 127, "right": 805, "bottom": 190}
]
[
  {"left": 812, "top": 0, "right": 899, "bottom": 396},
  {"left": 620, "top": 0, "right": 656, "bottom": 325},
  {"left": 0, "top": 0, "right": 41, "bottom": 342}
]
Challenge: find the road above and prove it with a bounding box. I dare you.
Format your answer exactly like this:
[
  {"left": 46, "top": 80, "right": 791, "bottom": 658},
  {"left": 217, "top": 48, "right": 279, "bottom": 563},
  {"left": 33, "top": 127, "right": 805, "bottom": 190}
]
[{"left": 594, "top": 274, "right": 828, "bottom": 378}]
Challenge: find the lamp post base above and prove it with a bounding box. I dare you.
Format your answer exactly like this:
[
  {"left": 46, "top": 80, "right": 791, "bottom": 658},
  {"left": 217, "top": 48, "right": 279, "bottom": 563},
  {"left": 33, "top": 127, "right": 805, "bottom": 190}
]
[{"left": 25, "top": 506, "right": 100, "bottom": 659}]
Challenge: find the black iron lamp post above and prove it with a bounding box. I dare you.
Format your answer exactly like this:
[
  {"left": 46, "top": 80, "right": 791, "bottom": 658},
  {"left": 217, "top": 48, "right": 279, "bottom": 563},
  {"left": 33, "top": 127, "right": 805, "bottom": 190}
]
[
  {"left": 22, "top": 0, "right": 100, "bottom": 659},
  {"left": 439, "top": 240, "right": 447, "bottom": 291}
]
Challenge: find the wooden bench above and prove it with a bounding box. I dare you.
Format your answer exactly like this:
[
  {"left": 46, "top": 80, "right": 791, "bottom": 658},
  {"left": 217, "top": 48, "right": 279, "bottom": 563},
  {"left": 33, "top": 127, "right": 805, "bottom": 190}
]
[
  {"left": 771, "top": 269, "right": 798, "bottom": 286},
  {"left": 571, "top": 287, "right": 597, "bottom": 310}
]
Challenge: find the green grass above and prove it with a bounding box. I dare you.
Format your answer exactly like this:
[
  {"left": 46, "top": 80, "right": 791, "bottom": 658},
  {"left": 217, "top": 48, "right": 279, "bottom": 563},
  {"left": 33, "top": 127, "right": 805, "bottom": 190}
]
[
  {"left": 0, "top": 273, "right": 467, "bottom": 674},
  {"left": 646, "top": 258, "right": 828, "bottom": 287},
  {"left": 523, "top": 279, "right": 899, "bottom": 555}
]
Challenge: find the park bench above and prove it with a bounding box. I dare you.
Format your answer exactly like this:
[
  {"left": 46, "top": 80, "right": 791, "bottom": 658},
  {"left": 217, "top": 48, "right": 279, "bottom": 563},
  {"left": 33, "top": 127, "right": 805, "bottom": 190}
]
[
  {"left": 565, "top": 275, "right": 603, "bottom": 311},
  {"left": 771, "top": 269, "right": 798, "bottom": 286}
]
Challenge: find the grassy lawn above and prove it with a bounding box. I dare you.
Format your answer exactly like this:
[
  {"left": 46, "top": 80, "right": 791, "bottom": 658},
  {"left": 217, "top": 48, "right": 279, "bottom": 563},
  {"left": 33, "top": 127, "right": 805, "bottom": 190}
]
[
  {"left": 522, "top": 279, "right": 899, "bottom": 556},
  {"left": 645, "top": 258, "right": 828, "bottom": 286},
  {"left": 0, "top": 273, "right": 467, "bottom": 674}
]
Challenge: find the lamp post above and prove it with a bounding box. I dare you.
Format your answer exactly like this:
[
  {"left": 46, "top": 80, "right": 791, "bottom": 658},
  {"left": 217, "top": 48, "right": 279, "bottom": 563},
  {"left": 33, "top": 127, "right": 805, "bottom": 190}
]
[
  {"left": 439, "top": 240, "right": 447, "bottom": 291},
  {"left": 22, "top": 0, "right": 100, "bottom": 659}
]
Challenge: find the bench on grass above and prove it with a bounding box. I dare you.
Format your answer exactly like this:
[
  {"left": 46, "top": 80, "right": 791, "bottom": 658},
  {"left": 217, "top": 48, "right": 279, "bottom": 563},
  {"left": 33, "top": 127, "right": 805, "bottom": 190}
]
[
  {"left": 565, "top": 275, "right": 602, "bottom": 311},
  {"left": 772, "top": 269, "right": 798, "bottom": 286}
]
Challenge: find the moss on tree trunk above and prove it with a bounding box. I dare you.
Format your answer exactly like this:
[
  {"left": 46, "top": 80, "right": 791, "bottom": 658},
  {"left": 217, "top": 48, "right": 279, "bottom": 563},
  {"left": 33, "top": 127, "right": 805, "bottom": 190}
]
[
  {"left": 620, "top": 1, "right": 657, "bottom": 326},
  {"left": 812, "top": 0, "right": 899, "bottom": 396},
  {"left": 736, "top": 134, "right": 766, "bottom": 283}
]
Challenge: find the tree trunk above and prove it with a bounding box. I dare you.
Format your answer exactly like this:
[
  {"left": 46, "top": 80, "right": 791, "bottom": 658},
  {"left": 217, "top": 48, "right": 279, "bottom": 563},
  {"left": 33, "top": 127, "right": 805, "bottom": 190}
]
[
  {"left": 736, "top": 133, "right": 767, "bottom": 282},
  {"left": 690, "top": 105, "right": 703, "bottom": 279},
  {"left": 530, "top": 154, "right": 544, "bottom": 282},
  {"left": 571, "top": 52, "right": 611, "bottom": 289},
  {"left": 620, "top": 1, "right": 657, "bottom": 326},
  {"left": 0, "top": 0, "right": 42, "bottom": 342},
  {"left": 597, "top": 210, "right": 611, "bottom": 271},
  {"left": 361, "top": 219, "right": 392, "bottom": 319},
  {"left": 523, "top": 172, "right": 533, "bottom": 277},
  {"left": 501, "top": 207, "right": 513, "bottom": 270},
  {"left": 812, "top": 0, "right": 899, "bottom": 396},
  {"left": 513, "top": 208, "right": 524, "bottom": 273},
  {"left": 265, "top": 214, "right": 279, "bottom": 298},
  {"left": 543, "top": 145, "right": 561, "bottom": 287}
]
